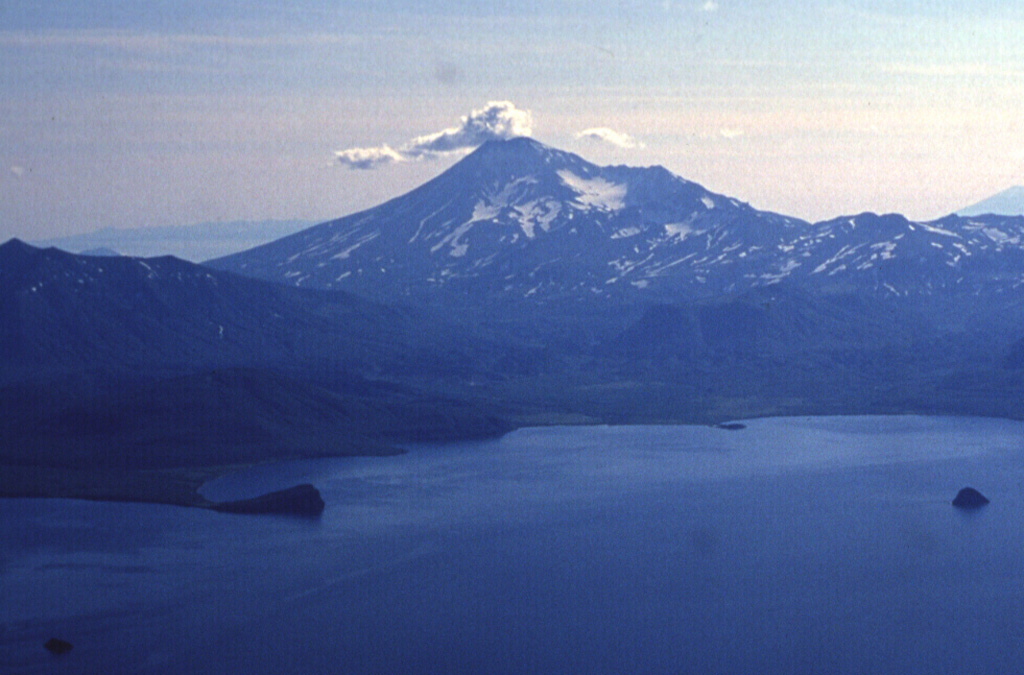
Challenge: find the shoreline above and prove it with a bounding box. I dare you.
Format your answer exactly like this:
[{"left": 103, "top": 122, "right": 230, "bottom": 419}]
[
  {"left": 0, "top": 464, "right": 230, "bottom": 509},
  {"left": 0, "top": 461, "right": 339, "bottom": 511},
  {"left": 4, "top": 411, "right": 1022, "bottom": 508}
]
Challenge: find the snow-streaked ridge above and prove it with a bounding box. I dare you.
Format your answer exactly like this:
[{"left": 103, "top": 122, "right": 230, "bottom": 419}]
[{"left": 205, "top": 139, "right": 1024, "bottom": 304}]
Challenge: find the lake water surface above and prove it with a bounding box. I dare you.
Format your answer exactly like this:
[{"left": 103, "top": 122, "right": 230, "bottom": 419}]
[{"left": 4, "top": 416, "right": 1024, "bottom": 673}]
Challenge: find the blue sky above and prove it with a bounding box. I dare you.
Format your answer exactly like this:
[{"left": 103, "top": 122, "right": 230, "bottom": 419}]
[{"left": 2, "top": 1, "right": 1023, "bottom": 239}]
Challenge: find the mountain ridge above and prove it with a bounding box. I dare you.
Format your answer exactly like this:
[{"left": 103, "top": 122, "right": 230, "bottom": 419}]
[
  {"left": 32, "top": 219, "right": 313, "bottom": 261},
  {"left": 0, "top": 238, "right": 490, "bottom": 382},
  {"left": 207, "top": 139, "right": 1024, "bottom": 311}
]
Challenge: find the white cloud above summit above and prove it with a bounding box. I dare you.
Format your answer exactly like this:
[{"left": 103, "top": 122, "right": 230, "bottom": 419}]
[
  {"left": 575, "top": 127, "right": 643, "bottom": 149},
  {"left": 336, "top": 101, "right": 533, "bottom": 170}
]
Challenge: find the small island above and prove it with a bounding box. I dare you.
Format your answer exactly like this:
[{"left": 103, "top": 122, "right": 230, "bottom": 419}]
[
  {"left": 44, "top": 638, "right": 74, "bottom": 655},
  {"left": 210, "top": 484, "right": 325, "bottom": 517},
  {"left": 952, "top": 487, "right": 990, "bottom": 509}
]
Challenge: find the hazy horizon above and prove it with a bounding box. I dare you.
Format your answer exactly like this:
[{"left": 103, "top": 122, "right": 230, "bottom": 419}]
[{"left": 2, "top": 1, "right": 1022, "bottom": 240}]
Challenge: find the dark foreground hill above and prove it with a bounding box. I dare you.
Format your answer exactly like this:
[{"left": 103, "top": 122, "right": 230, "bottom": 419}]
[
  {"left": 0, "top": 241, "right": 516, "bottom": 504},
  {"left": 0, "top": 238, "right": 478, "bottom": 381},
  {"left": 0, "top": 366, "right": 511, "bottom": 505}
]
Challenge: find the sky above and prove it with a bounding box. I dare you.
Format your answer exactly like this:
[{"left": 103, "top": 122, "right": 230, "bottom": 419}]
[{"left": 1, "top": 1, "right": 1023, "bottom": 240}]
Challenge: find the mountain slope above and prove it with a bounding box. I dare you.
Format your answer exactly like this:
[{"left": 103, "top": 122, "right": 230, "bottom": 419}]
[
  {"left": 208, "top": 139, "right": 1024, "bottom": 310},
  {"left": 0, "top": 239, "right": 460, "bottom": 381},
  {"left": 602, "top": 285, "right": 933, "bottom": 361},
  {"left": 207, "top": 138, "right": 808, "bottom": 305},
  {"left": 0, "top": 241, "right": 515, "bottom": 501},
  {"left": 0, "top": 367, "right": 509, "bottom": 470},
  {"left": 958, "top": 186, "right": 1024, "bottom": 217}
]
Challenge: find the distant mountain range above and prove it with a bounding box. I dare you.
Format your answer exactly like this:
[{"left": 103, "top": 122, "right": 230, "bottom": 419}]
[
  {"left": 958, "top": 186, "right": 1024, "bottom": 217},
  {"left": 33, "top": 219, "right": 312, "bottom": 261},
  {"left": 209, "top": 139, "right": 1024, "bottom": 315}
]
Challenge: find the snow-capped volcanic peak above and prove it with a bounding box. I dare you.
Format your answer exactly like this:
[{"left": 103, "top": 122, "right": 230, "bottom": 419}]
[{"left": 207, "top": 139, "right": 1024, "bottom": 304}]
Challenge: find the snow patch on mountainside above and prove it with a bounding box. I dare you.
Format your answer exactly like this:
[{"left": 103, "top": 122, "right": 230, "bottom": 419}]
[
  {"left": 557, "top": 171, "right": 626, "bottom": 211},
  {"left": 430, "top": 184, "right": 543, "bottom": 258},
  {"left": 331, "top": 232, "right": 380, "bottom": 260},
  {"left": 514, "top": 199, "right": 561, "bottom": 238},
  {"left": 982, "top": 227, "right": 1016, "bottom": 245},
  {"left": 612, "top": 227, "right": 642, "bottom": 239},
  {"left": 664, "top": 223, "right": 700, "bottom": 240},
  {"left": 759, "top": 258, "right": 802, "bottom": 284},
  {"left": 917, "top": 222, "right": 959, "bottom": 238},
  {"left": 870, "top": 241, "right": 897, "bottom": 260},
  {"left": 408, "top": 201, "right": 455, "bottom": 244}
]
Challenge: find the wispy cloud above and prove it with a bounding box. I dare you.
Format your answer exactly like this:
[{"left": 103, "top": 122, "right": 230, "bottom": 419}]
[
  {"left": 0, "top": 29, "right": 360, "bottom": 52},
  {"left": 701, "top": 1, "right": 719, "bottom": 12},
  {"left": 335, "top": 101, "right": 533, "bottom": 170},
  {"left": 878, "top": 62, "right": 999, "bottom": 77},
  {"left": 575, "top": 127, "right": 643, "bottom": 149},
  {"left": 333, "top": 146, "right": 404, "bottom": 170},
  {"left": 10, "top": 166, "right": 26, "bottom": 178},
  {"left": 719, "top": 128, "right": 744, "bottom": 139}
]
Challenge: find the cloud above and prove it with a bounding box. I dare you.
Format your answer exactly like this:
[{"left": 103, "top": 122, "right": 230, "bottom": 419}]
[
  {"left": 333, "top": 145, "right": 403, "bottom": 170},
  {"left": 719, "top": 128, "right": 744, "bottom": 139},
  {"left": 10, "top": 166, "right": 26, "bottom": 178},
  {"left": 335, "top": 101, "right": 533, "bottom": 170},
  {"left": 575, "top": 127, "right": 643, "bottom": 149},
  {"left": 701, "top": 1, "right": 719, "bottom": 11},
  {"left": 406, "top": 101, "right": 533, "bottom": 155}
]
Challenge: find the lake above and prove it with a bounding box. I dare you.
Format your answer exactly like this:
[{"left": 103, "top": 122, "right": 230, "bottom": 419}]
[{"left": 3, "top": 416, "right": 1024, "bottom": 674}]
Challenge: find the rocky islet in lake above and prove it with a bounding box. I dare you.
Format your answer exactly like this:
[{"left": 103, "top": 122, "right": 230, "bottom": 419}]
[
  {"left": 210, "top": 483, "right": 325, "bottom": 517},
  {"left": 952, "top": 487, "right": 990, "bottom": 508},
  {"left": 43, "top": 638, "right": 73, "bottom": 655}
]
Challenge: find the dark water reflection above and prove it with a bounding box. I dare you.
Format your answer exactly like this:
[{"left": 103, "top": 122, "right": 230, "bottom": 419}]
[{"left": 3, "top": 416, "right": 1024, "bottom": 674}]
